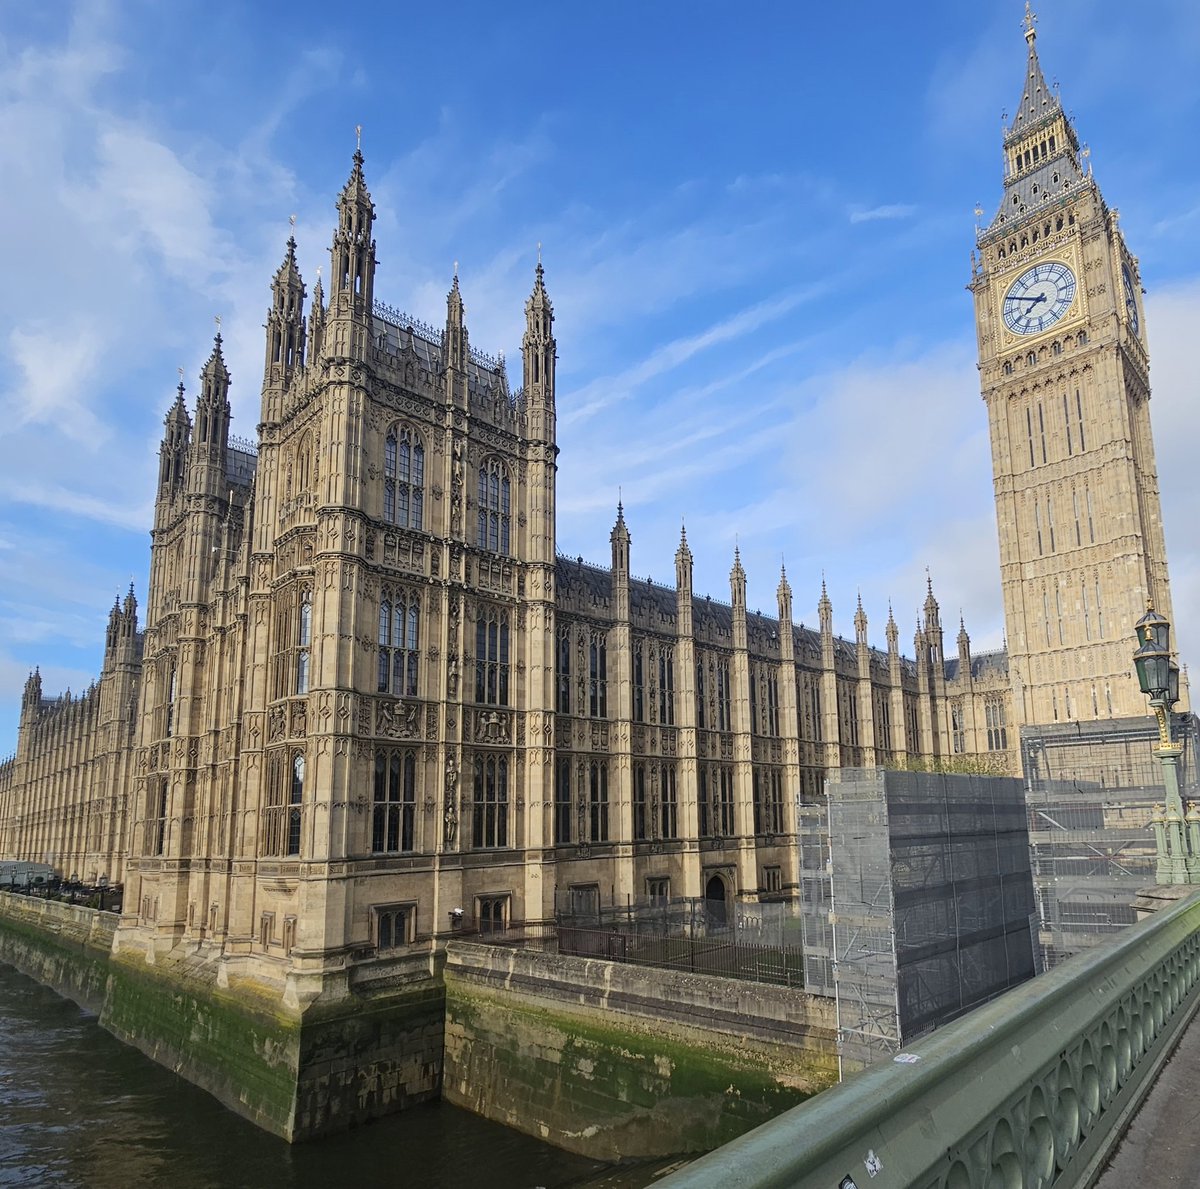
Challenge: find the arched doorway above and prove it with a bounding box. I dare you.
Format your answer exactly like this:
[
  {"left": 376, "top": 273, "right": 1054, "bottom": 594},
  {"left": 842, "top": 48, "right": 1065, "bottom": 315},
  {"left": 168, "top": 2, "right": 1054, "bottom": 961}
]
[{"left": 704, "top": 874, "right": 728, "bottom": 930}]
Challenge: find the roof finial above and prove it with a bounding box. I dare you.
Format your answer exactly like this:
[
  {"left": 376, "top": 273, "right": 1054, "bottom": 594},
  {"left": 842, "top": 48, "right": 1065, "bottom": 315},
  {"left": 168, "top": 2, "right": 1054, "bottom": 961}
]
[
  {"left": 355, "top": 123, "right": 362, "bottom": 151},
  {"left": 289, "top": 213, "right": 296, "bottom": 230},
  {"left": 214, "top": 313, "right": 222, "bottom": 343},
  {"left": 537, "top": 241, "right": 542, "bottom": 266},
  {"left": 1023, "top": 1, "right": 1037, "bottom": 45}
]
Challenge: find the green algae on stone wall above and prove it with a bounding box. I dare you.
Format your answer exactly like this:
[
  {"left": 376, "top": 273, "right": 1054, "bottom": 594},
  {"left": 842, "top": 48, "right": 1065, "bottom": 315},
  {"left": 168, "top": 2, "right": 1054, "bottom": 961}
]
[
  {"left": 0, "top": 896, "right": 444, "bottom": 1143},
  {"left": 443, "top": 965, "right": 838, "bottom": 1162}
]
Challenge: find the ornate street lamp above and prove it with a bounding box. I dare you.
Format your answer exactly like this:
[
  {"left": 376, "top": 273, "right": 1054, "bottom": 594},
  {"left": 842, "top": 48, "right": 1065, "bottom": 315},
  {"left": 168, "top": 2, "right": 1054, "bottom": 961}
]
[{"left": 1134, "top": 603, "right": 1197, "bottom": 883}]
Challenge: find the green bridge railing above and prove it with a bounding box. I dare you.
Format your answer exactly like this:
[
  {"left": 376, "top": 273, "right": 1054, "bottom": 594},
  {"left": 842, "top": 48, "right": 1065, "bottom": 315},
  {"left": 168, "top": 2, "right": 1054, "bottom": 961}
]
[{"left": 661, "top": 890, "right": 1200, "bottom": 1189}]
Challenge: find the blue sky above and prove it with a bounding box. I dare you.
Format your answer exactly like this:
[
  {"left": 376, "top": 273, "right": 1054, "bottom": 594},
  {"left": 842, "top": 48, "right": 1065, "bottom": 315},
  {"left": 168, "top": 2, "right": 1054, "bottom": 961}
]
[{"left": 2, "top": 0, "right": 1200, "bottom": 749}]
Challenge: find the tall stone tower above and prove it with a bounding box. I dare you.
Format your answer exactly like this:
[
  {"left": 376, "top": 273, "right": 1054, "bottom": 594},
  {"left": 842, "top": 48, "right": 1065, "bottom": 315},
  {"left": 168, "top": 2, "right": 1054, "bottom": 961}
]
[{"left": 971, "top": 10, "right": 1177, "bottom": 727}]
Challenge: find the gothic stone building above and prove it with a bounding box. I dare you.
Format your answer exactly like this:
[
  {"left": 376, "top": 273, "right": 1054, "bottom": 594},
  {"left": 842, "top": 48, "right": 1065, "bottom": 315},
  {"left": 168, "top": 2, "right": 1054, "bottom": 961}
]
[{"left": 0, "top": 22, "right": 1176, "bottom": 997}]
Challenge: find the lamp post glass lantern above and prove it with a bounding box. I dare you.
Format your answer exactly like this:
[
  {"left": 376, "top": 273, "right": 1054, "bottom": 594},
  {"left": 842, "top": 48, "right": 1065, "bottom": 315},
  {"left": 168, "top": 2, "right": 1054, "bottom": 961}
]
[{"left": 1133, "top": 603, "right": 1197, "bottom": 883}]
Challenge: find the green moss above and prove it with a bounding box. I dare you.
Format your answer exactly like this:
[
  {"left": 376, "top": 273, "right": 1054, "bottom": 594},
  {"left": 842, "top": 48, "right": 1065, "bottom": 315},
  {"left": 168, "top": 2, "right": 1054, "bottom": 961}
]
[{"left": 444, "top": 978, "right": 834, "bottom": 1158}]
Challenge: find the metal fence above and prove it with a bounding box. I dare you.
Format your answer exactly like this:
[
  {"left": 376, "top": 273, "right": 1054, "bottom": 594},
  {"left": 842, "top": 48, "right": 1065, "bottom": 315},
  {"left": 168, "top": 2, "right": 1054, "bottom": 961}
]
[
  {"left": 474, "top": 896, "right": 807, "bottom": 988},
  {"left": 2, "top": 876, "right": 123, "bottom": 915}
]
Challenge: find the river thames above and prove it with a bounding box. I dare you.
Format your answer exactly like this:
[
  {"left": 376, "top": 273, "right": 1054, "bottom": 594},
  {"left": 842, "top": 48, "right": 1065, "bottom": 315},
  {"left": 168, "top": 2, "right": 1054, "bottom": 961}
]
[{"left": 0, "top": 962, "right": 674, "bottom": 1188}]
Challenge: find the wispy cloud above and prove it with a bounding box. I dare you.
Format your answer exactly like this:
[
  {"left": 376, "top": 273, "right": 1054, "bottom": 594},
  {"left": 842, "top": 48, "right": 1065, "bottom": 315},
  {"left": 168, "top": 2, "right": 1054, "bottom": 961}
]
[{"left": 849, "top": 203, "right": 917, "bottom": 224}]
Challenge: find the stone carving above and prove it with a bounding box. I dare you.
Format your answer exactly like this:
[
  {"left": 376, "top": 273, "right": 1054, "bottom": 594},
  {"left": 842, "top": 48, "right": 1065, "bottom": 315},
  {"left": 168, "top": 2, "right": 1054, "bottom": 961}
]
[
  {"left": 474, "top": 709, "right": 509, "bottom": 743},
  {"left": 443, "top": 752, "right": 459, "bottom": 849},
  {"left": 268, "top": 706, "right": 286, "bottom": 743},
  {"left": 447, "top": 652, "right": 460, "bottom": 698},
  {"left": 377, "top": 698, "right": 420, "bottom": 739},
  {"left": 291, "top": 702, "right": 307, "bottom": 738}
]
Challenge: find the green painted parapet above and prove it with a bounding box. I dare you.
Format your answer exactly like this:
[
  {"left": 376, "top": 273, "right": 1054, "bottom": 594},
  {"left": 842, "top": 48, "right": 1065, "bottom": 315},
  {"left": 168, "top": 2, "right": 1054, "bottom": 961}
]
[{"left": 660, "top": 889, "right": 1200, "bottom": 1189}]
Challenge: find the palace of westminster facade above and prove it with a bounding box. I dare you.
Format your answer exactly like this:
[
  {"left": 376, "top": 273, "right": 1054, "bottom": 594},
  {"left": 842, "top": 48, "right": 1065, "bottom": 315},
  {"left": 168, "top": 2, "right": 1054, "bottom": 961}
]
[{"left": 0, "top": 21, "right": 1178, "bottom": 982}]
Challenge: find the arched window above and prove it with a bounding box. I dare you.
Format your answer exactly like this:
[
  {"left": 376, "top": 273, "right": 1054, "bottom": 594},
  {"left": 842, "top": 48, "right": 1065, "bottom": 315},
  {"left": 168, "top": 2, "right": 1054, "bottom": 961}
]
[
  {"left": 384, "top": 426, "right": 424, "bottom": 529},
  {"left": 296, "top": 590, "right": 312, "bottom": 695},
  {"left": 378, "top": 589, "right": 420, "bottom": 697},
  {"left": 589, "top": 631, "right": 608, "bottom": 718},
  {"left": 372, "top": 749, "right": 416, "bottom": 853},
  {"left": 476, "top": 458, "right": 511, "bottom": 554},
  {"left": 472, "top": 754, "right": 509, "bottom": 848},
  {"left": 475, "top": 608, "right": 510, "bottom": 706},
  {"left": 287, "top": 754, "right": 305, "bottom": 855},
  {"left": 1003, "top": 360, "right": 1013, "bottom": 375},
  {"left": 296, "top": 432, "right": 312, "bottom": 493},
  {"left": 589, "top": 761, "right": 609, "bottom": 842},
  {"left": 1077, "top": 329, "right": 1088, "bottom": 345}
]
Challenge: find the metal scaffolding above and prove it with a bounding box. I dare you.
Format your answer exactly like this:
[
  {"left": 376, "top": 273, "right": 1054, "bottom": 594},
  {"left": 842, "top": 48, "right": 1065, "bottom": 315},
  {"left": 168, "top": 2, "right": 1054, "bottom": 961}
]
[
  {"left": 1022, "top": 714, "right": 1200, "bottom": 967},
  {"left": 800, "top": 769, "right": 1037, "bottom": 1072}
]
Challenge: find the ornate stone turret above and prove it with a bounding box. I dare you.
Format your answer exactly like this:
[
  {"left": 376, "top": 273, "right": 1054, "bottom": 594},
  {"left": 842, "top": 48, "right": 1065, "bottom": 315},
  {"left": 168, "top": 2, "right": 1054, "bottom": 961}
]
[
  {"left": 611, "top": 502, "right": 630, "bottom": 620},
  {"left": 158, "top": 381, "right": 191, "bottom": 493},
  {"left": 854, "top": 592, "right": 868, "bottom": 648},
  {"left": 263, "top": 235, "right": 306, "bottom": 396},
  {"left": 675, "top": 523, "right": 693, "bottom": 593},
  {"left": 326, "top": 143, "right": 376, "bottom": 352},
  {"left": 192, "top": 334, "right": 231, "bottom": 469},
  {"left": 523, "top": 257, "right": 556, "bottom": 446},
  {"left": 445, "top": 271, "right": 468, "bottom": 377},
  {"left": 957, "top": 615, "right": 972, "bottom": 672},
  {"left": 307, "top": 270, "right": 325, "bottom": 363}
]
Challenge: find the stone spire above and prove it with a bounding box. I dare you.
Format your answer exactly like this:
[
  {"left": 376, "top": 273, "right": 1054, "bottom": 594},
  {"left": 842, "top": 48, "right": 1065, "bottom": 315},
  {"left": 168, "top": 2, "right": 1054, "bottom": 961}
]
[
  {"left": 885, "top": 602, "right": 899, "bottom": 652},
  {"left": 854, "top": 592, "right": 868, "bottom": 646},
  {"left": 328, "top": 142, "right": 376, "bottom": 317},
  {"left": 1009, "top": 4, "right": 1056, "bottom": 135},
  {"left": 522, "top": 254, "right": 556, "bottom": 411},
  {"left": 264, "top": 234, "right": 306, "bottom": 389},
  {"left": 730, "top": 545, "right": 746, "bottom": 610},
  {"left": 818, "top": 578, "right": 833, "bottom": 636},
  {"left": 610, "top": 499, "right": 631, "bottom": 578},
  {"left": 674, "top": 522, "right": 693, "bottom": 592},
  {"left": 445, "top": 270, "right": 468, "bottom": 374},
  {"left": 307, "top": 268, "right": 325, "bottom": 362},
  {"left": 957, "top": 614, "right": 972, "bottom": 669},
  {"left": 195, "top": 332, "right": 231, "bottom": 458}
]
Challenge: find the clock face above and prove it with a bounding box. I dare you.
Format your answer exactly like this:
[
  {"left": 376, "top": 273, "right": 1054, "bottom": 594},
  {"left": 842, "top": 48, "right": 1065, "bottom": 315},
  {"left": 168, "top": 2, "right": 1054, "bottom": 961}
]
[
  {"left": 1002, "top": 261, "right": 1077, "bottom": 335},
  {"left": 1122, "top": 262, "right": 1140, "bottom": 335}
]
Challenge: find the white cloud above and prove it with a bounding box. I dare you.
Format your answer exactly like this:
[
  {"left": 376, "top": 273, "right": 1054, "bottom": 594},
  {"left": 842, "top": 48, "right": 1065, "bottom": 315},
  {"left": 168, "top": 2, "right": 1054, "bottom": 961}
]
[{"left": 849, "top": 203, "right": 917, "bottom": 224}]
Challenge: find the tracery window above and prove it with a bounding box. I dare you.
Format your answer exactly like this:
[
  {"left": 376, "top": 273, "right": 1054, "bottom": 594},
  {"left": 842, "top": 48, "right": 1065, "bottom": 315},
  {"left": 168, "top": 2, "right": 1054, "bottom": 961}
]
[
  {"left": 589, "top": 761, "right": 609, "bottom": 843},
  {"left": 472, "top": 754, "right": 509, "bottom": 848},
  {"left": 753, "top": 769, "right": 783, "bottom": 835},
  {"left": 634, "top": 764, "right": 648, "bottom": 841},
  {"left": 475, "top": 609, "right": 511, "bottom": 706},
  {"left": 554, "top": 757, "right": 572, "bottom": 844},
  {"left": 263, "top": 750, "right": 306, "bottom": 856},
  {"left": 986, "top": 700, "right": 1008, "bottom": 752},
  {"left": 384, "top": 425, "right": 424, "bottom": 530},
  {"left": 589, "top": 632, "right": 608, "bottom": 718},
  {"left": 378, "top": 589, "right": 420, "bottom": 697},
  {"left": 556, "top": 625, "right": 571, "bottom": 714},
  {"left": 716, "top": 661, "right": 732, "bottom": 731},
  {"left": 951, "top": 700, "right": 966, "bottom": 754},
  {"left": 660, "top": 764, "right": 678, "bottom": 840},
  {"left": 633, "top": 644, "right": 646, "bottom": 723},
  {"left": 657, "top": 647, "right": 675, "bottom": 725},
  {"left": 476, "top": 458, "right": 511, "bottom": 554},
  {"left": 372, "top": 749, "right": 416, "bottom": 853},
  {"left": 273, "top": 585, "right": 313, "bottom": 700}
]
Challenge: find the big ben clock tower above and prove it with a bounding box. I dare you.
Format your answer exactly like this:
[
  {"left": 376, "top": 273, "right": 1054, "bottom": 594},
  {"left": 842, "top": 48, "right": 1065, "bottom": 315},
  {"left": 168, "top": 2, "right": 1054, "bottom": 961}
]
[{"left": 972, "top": 7, "right": 1179, "bottom": 728}]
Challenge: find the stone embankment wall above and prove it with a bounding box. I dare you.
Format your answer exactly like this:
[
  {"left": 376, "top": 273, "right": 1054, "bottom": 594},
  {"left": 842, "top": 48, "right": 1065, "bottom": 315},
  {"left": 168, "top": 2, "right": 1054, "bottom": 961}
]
[
  {"left": 0, "top": 899, "right": 840, "bottom": 1157},
  {"left": 442, "top": 942, "right": 840, "bottom": 1161},
  {"left": 0, "top": 893, "right": 444, "bottom": 1141}
]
